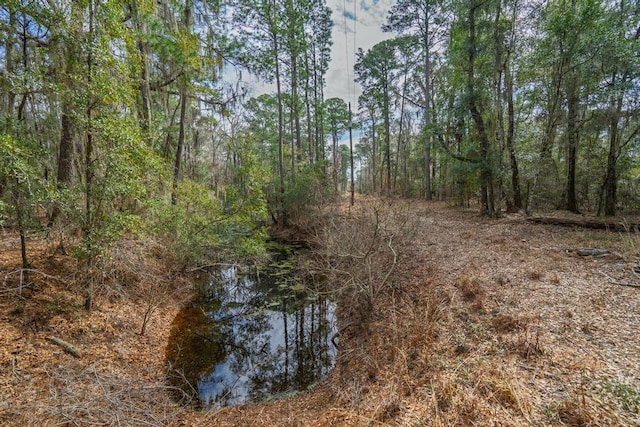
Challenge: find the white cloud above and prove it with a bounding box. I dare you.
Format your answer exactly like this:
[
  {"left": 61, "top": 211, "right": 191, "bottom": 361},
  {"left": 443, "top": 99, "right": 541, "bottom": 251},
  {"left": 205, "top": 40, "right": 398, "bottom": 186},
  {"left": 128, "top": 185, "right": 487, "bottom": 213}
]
[
  {"left": 325, "top": 0, "right": 395, "bottom": 104},
  {"left": 223, "top": 0, "right": 396, "bottom": 108}
]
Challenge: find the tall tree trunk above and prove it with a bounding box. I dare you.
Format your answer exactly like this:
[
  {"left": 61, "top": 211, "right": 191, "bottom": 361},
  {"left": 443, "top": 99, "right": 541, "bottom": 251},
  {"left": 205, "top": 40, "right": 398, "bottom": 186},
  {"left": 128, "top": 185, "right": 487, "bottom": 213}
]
[
  {"left": 57, "top": 110, "right": 74, "bottom": 186},
  {"left": 304, "top": 51, "right": 313, "bottom": 163},
  {"left": 312, "top": 42, "right": 321, "bottom": 164},
  {"left": 332, "top": 128, "right": 338, "bottom": 194},
  {"left": 292, "top": 58, "right": 302, "bottom": 161},
  {"left": 319, "top": 83, "right": 326, "bottom": 167},
  {"left": 290, "top": 87, "right": 295, "bottom": 184},
  {"left": 603, "top": 0, "right": 635, "bottom": 216},
  {"left": 171, "top": 79, "right": 188, "bottom": 205},
  {"left": 84, "top": 0, "right": 95, "bottom": 311},
  {"left": 505, "top": 59, "right": 521, "bottom": 210},
  {"left": 132, "top": 0, "right": 152, "bottom": 140},
  {"left": 7, "top": 10, "right": 29, "bottom": 269},
  {"left": 565, "top": 73, "right": 579, "bottom": 213},
  {"left": 603, "top": 87, "right": 624, "bottom": 216},
  {"left": 171, "top": 0, "right": 192, "bottom": 206},
  {"left": 564, "top": 0, "right": 579, "bottom": 214},
  {"left": 349, "top": 102, "right": 355, "bottom": 205},
  {"left": 370, "top": 114, "right": 377, "bottom": 195},
  {"left": 423, "top": 2, "right": 432, "bottom": 201},
  {"left": 383, "top": 81, "right": 391, "bottom": 195},
  {"left": 4, "top": 6, "right": 16, "bottom": 121},
  {"left": 272, "top": 13, "right": 286, "bottom": 222},
  {"left": 493, "top": 1, "right": 505, "bottom": 217},
  {"left": 394, "top": 70, "right": 408, "bottom": 195},
  {"left": 467, "top": 2, "right": 493, "bottom": 215}
]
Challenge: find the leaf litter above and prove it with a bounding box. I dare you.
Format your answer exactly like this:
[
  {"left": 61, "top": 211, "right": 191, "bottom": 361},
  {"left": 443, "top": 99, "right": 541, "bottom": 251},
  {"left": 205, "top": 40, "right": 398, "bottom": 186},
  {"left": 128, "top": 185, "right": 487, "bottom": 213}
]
[{"left": 0, "top": 200, "right": 639, "bottom": 426}]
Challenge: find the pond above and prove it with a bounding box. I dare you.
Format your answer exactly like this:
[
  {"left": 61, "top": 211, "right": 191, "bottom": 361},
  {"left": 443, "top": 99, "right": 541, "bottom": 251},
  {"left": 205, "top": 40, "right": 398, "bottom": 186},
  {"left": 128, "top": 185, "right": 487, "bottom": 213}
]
[{"left": 166, "top": 245, "right": 337, "bottom": 409}]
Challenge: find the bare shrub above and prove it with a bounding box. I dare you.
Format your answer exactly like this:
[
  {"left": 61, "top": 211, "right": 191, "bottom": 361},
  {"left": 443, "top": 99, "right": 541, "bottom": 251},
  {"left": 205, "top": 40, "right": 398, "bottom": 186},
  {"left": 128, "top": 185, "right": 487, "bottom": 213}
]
[
  {"left": 310, "top": 199, "right": 419, "bottom": 318},
  {"left": 79, "top": 237, "right": 188, "bottom": 334}
]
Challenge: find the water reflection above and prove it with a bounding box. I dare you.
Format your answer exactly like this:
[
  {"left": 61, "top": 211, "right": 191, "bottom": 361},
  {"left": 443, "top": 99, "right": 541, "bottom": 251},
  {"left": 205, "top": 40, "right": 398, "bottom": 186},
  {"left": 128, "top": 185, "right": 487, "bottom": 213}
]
[{"left": 167, "top": 253, "right": 337, "bottom": 409}]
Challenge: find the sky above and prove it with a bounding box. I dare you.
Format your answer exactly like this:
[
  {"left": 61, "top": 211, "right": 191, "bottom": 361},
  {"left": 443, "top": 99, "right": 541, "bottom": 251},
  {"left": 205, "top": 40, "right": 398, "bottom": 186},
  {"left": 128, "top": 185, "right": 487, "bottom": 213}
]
[
  {"left": 325, "top": 0, "right": 395, "bottom": 104},
  {"left": 224, "top": 0, "right": 396, "bottom": 124}
]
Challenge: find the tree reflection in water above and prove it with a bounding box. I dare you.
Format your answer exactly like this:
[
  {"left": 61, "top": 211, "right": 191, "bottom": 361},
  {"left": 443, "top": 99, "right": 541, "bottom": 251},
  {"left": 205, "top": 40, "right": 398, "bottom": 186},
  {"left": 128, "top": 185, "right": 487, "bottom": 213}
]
[{"left": 166, "top": 248, "right": 337, "bottom": 409}]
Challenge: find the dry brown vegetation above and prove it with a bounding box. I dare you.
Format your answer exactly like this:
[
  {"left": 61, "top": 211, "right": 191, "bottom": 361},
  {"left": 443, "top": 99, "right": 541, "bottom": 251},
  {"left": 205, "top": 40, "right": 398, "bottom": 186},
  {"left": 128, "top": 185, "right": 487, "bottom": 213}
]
[{"left": 2, "top": 199, "right": 640, "bottom": 426}]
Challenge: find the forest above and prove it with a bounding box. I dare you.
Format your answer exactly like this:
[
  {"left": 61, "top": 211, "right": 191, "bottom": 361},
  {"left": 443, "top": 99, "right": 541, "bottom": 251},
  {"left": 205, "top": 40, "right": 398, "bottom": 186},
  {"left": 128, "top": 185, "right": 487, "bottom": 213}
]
[
  {"left": 1, "top": 0, "right": 640, "bottom": 425},
  {"left": 1, "top": 0, "right": 639, "bottom": 273}
]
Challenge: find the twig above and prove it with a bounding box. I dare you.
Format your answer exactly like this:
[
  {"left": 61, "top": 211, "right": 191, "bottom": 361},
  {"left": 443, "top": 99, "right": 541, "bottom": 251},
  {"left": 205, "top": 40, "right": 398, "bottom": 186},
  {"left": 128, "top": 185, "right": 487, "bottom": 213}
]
[
  {"left": 4, "top": 268, "right": 67, "bottom": 285},
  {"left": 186, "top": 262, "right": 238, "bottom": 272},
  {"left": 599, "top": 270, "right": 640, "bottom": 288},
  {"left": 0, "top": 284, "right": 31, "bottom": 294},
  {"left": 12, "top": 357, "right": 22, "bottom": 380},
  {"left": 380, "top": 235, "right": 398, "bottom": 288}
]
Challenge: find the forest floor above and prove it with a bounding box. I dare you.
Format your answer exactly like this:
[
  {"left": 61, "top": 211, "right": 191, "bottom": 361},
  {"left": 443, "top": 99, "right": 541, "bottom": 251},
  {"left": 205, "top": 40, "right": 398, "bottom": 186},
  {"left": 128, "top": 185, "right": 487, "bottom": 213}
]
[{"left": 1, "top": 199, "right": 640, "bottom": 426}]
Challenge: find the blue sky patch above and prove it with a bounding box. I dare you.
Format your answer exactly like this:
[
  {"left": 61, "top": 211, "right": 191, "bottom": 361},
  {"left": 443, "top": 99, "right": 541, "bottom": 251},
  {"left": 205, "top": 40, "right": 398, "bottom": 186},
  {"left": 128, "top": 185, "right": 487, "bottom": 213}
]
[{"left": 343, "top": 10, "right": 356, "bottom": 21}]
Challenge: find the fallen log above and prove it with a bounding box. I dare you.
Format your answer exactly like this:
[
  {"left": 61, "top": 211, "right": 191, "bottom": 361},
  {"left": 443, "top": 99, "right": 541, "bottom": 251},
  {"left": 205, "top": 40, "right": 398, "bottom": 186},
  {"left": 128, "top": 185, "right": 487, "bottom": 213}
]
[
  {"left": 527, "top": 216, "right": 640, "bottom": 232},
  {"left": 46, "top": 336, "right": 81, "bottom": 358}
]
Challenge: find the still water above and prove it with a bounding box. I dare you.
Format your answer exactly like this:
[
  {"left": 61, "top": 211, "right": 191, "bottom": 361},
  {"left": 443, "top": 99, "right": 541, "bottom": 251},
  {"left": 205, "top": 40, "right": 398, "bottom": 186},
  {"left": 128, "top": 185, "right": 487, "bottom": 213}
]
[{"left": 166, "top": 248, "right": 337, "bottom": 409}]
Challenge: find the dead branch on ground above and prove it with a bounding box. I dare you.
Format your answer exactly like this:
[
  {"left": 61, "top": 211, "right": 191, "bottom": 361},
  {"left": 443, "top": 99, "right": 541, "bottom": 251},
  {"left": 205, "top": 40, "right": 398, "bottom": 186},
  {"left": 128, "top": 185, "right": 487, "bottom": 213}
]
[{"left": 46, "top": 336, "right": 81, "bottom": 358}]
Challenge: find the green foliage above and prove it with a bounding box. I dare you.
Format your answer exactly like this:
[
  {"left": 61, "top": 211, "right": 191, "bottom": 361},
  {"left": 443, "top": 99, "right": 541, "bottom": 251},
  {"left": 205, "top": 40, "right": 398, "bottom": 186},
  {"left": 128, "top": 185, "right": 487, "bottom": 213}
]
[
  {"left": 150, "top": 179, "right": 222, "bottom": 265},
  {"left": 283, "top": 163, "right": 332, "bottom": 221},
  {"left": 0, "top": 133, "right": 36, "bottom": 188},
  {"left": 606, "top": 380, "right": 640, "bottom": 413},
  {"left": 150, "top": 178, "right": 268, "bottom": 268},
  {"left": 0, "top": 133, "right": 50, "bottom": 228},
  {"left": 79, "top": 100, "right": 274, "bottom": 272},
  {"left": 69, "top": 114, "right": 165, "bottom": 263}
]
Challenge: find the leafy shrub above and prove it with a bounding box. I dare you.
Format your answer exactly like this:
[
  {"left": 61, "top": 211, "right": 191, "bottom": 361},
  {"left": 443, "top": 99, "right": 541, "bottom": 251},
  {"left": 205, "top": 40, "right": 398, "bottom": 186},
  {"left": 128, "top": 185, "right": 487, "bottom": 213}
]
[{"left": 150, "top": 179, "right": 267, "bottom": 268}]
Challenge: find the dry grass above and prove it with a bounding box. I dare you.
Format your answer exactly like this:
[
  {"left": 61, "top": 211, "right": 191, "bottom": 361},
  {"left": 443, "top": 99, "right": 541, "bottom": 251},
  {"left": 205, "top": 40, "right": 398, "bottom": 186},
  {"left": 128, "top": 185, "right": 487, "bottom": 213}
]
[
  {"left": 2, "top": 199, "right": 640, "bottom": 426},
  {"left": 0, "top": 235, "right": 191, "bottom": 426}
]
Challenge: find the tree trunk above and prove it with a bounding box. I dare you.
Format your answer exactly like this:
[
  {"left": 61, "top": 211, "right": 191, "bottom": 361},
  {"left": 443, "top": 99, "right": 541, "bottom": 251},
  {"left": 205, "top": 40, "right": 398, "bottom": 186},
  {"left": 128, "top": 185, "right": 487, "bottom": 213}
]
[
  {"left": 603, "top": 90, "right": 623, "bottom": 216},
  {"left": 423, "top": 3, "right": 432, "bottom": 201},
  {"left": 132, "top": 0, "right": 152, "bottom": 140},
  {"left": 171, "top": 80, "right": 188, "bottom": 205},
  {"left": 84, "top": 0, "right": 96, "bottom": 311},
  {"left": 304, "top": 51, "right": 313, "bottom": 163},
  {"left": 505, "top": 59, "right": 521, "bottom": 210},
  {"left": 171, "top": 0, "right": 192, "bottom": 206},
  {"left": 370, "top": 114, "right": 377, "bottom": 195},
  {"left": 383, "top": 81, "right": 391, "bottom": 195},
  {"left": 602, "top": 0, "right": 631, "bottom": 216},
  {"left": 349, "top": 102, "right": 355, "bottom": 205},
  {"left": 467, "top": 2, "right": 493, "bottom": 215},
  {"left": 565, "top": 73, "right": 579, "bottom": 213},
  {"left": 312, "top": 42, "right": 321, "bottom": 164},
  {"left": 271, "top": 8, "right": 286, "bottom": 222},
  {"left": 332, "top": 128, "right": 338, "bottom": 194},
  {"left": 57, "top": 109, "right": 74, "bottom": 186},
  {"left": 4, "top": 7, "right": 16, "bottom": 120}
]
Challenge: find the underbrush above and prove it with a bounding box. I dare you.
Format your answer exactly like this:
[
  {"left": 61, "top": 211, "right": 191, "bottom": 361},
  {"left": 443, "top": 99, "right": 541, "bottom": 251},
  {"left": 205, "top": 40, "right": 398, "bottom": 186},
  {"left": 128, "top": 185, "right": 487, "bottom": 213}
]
[
  {"left": 3, "top": 199, "right": 640, "bottom": 426},
  {"left": 309, "top": 197, "right": 419, "bottom": 322}
]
